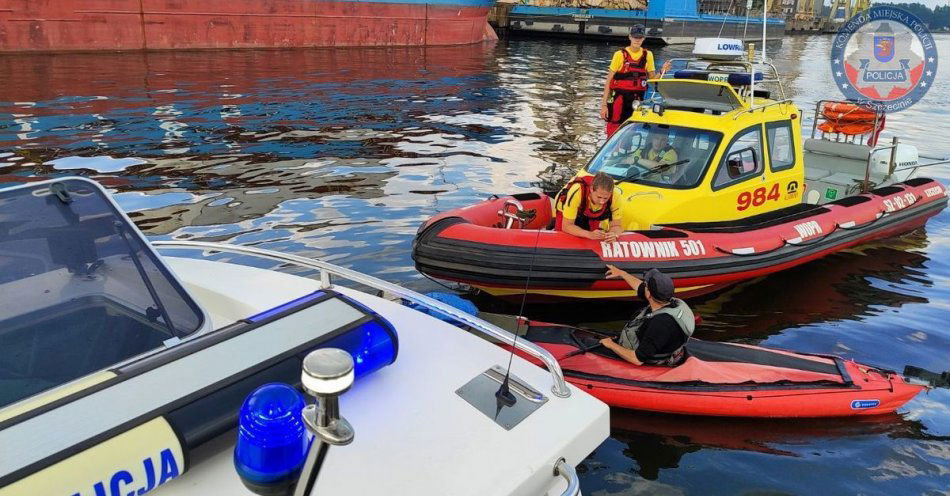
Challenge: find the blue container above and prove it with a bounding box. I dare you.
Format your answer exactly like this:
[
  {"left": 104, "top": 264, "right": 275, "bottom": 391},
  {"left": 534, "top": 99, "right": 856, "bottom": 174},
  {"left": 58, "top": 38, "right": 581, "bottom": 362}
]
[{"left": 408, "top": 291, "right": 479, "bottom": 322}]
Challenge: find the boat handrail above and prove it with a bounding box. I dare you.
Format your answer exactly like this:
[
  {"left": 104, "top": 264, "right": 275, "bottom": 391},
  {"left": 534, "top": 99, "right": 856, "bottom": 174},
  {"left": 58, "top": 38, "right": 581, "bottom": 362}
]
[
  {"left": 662, "top": 58, "right": 786, "bottom": 100},
  {"left": 152, "top": 240, "right": 573, "bottom": 398},
  {"left": 730, "top": 98, "right": 795, "bottom": 120},
  {"left": 894, "top": 157, "right": 950, "bottom": 172},
  {"left": 554, "top": 458, "right": 581, "bottom": 496}
]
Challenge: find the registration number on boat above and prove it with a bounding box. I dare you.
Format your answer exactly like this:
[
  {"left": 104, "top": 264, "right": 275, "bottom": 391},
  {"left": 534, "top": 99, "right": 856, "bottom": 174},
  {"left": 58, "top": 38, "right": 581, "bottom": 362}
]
[
  {"left": 882, "top": 192, "right": 917, "bottom": 212},
  {"left": 737, "top": 184, "right": 781, "bottom": 211}
]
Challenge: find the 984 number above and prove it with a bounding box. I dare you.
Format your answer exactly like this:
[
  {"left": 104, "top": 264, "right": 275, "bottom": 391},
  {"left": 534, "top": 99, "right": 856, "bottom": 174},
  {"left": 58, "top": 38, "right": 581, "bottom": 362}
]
[{"left": 737, "top": 184, "right": 780, "bottom": 211}]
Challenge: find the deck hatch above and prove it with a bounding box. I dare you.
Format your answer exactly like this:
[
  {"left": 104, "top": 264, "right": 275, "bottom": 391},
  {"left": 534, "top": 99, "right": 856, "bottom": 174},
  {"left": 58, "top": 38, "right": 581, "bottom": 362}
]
[{"left": 0, "top": 178, "right": 209, "bottom": 410}]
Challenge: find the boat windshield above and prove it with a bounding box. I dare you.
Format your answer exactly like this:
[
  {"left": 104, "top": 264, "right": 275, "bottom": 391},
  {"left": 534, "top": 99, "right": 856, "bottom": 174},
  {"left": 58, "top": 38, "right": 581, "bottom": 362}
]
[
  {"left": 586, "top": 122, "right": 722, "bottom": 189},
  {"left": 0, "top": 179, "right": 204, "bottom": 409}
]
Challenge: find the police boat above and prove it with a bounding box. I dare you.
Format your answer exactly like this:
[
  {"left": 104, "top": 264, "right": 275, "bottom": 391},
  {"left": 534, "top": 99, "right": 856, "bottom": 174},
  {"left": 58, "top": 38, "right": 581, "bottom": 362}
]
[
  {"left": 412, "top": 38, "right": 949, "bottom": 301},
  {"left": 0, "top": 177, "right": 609, "bottom": 496}
]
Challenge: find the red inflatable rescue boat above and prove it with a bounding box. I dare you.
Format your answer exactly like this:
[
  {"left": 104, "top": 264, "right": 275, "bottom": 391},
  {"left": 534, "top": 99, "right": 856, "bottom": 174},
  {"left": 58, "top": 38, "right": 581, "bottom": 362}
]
[
  {"left": 511, "top": 320, "right": 926, "bottom": 417},
  {"left": 412, "top": 178, "right": 947, "bottom": 301}
]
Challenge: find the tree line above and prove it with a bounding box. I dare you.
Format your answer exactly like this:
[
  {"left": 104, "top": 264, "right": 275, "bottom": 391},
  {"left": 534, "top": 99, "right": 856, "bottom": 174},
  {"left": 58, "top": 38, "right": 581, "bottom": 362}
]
[{"left": 878, "top": 3, "right": 950, "bottom": 30}]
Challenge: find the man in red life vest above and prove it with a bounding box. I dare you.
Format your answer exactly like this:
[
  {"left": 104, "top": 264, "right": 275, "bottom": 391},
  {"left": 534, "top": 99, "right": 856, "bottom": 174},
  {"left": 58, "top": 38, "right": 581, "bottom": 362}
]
[
  {"left": 599, "top": 24, "right": 673, "bottom": 137},
  {"left": 554, "top": 172, "right": 623, "bottom": 242}
]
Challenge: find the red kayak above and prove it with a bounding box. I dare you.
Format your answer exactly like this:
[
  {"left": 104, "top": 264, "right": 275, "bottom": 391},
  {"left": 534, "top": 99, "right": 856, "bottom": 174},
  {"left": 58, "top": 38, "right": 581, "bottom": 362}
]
[
  {"left": 413, "top": 178, "right": 947, "bottom": 301},
  {"left": 510, "top": 320, "right": 926, "bottom": 417}
]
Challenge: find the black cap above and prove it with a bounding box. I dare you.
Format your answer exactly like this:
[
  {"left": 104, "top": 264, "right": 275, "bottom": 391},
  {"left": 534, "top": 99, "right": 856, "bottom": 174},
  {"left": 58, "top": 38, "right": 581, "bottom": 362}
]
[
  {"left": 629, "top": 24, "right": 646, "bottom": 38},
  {"left": 644, "top": 268, "right": 674, "bottom": 302}
]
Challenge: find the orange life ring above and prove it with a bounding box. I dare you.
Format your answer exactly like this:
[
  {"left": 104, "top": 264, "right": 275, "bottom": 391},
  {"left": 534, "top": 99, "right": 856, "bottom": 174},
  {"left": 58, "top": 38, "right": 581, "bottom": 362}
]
[
  {"left": 822, "top": 102, "right": 877, "bottom": 122},
  {"left": 818, "top": 120, "right": 876, "bottom": 135}
]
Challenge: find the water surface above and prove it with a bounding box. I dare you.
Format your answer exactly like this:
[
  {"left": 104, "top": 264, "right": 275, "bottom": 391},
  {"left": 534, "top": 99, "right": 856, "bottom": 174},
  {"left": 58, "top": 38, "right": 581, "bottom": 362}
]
[{"left": 1, "top": 35, "right": 948, "bottom": 494}]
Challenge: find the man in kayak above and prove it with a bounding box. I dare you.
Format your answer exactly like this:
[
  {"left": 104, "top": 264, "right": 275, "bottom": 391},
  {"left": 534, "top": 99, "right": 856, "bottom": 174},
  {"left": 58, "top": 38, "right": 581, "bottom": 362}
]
[
  {"left": 555, "top": 172, "right": 623, "bottom": 242},
  {"left": 599, "top": 266, "right": 695, "bottom": 366},
  {"left": 599, "top": 24, "right": 673, "bottom": 137}
]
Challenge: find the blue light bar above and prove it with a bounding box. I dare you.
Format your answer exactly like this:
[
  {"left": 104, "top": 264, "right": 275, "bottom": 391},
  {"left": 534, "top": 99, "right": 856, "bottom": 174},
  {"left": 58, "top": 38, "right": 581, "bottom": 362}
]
[
  {"left": 249, "top": 291, "right": 398, "bottom": 380},
  {"left": 247, "top": 291, "right": 326, "bottom": 323},
  {"left": 234, "top": 383, "right": 310, "bottom": 495},
  {"left": 322, "top": 319, "right": 397, "bottom": 379}
]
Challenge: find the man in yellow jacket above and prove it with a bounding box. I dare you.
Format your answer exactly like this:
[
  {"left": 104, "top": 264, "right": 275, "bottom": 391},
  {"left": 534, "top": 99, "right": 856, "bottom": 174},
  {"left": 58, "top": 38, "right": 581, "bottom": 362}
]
[
  {"left": 599, "top": 24, "right": 672, "bottom": 137},
  {"left": 555, "top": 172, "right": 623, "bottom": 242}
]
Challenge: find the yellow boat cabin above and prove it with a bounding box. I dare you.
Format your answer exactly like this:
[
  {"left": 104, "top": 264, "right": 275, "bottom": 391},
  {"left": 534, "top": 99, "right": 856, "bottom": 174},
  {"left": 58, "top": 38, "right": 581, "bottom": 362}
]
[{"left": 574, "top": 43, "right": 923, "bottom": 231}]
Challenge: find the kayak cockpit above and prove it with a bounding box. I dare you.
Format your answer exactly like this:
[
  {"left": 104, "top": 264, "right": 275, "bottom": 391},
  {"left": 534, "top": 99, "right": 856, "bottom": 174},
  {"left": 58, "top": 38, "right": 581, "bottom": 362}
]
[{"left": 526, "top": 325, "right": 848, "bottom": 389}]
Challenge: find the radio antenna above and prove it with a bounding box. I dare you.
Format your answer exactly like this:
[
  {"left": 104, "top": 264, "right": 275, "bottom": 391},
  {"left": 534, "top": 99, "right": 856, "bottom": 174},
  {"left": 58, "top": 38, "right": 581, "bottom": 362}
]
[
  {"left": 761, "top": 0, "right": 768, "bottom": 63},
  {"left": 495, "top": 207, "right": 545, "bottom": 409}
]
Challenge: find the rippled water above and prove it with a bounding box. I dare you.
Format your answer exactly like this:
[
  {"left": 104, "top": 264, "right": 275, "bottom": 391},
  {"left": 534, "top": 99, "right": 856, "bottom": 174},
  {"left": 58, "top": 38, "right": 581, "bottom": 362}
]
[{"left": 1, "top": 35, "right": 948, "bottom": 494}]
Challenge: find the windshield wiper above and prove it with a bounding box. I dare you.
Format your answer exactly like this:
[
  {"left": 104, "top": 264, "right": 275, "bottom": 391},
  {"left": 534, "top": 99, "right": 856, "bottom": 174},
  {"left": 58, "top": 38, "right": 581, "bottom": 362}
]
[
  {"left": 625, "top": 159, "right": 690, "bottom": 181},
  {"left": 113, "top": 220, "right": 178, "bottom": 338}
]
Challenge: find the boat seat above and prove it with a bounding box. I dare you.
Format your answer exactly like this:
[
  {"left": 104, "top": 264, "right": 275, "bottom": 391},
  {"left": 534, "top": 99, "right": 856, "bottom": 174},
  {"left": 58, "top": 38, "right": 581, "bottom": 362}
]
[
  {"left": 803, "top": 138, "right": 872, "bottom": 175},
  {"left": 803, "top": 138, "right": 871, "bottom": 161}
]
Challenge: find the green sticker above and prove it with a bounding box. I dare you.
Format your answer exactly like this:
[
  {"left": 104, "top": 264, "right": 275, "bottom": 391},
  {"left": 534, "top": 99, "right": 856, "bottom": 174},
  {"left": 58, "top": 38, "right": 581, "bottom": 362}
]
[{"left": 825, "top": 188, "right": 838, "bottom": 200}]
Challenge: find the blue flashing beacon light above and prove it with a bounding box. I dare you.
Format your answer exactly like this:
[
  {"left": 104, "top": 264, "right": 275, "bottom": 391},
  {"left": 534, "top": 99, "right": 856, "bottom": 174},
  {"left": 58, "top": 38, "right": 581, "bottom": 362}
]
[
  {"left": 234, "top": 383, "right": 310, "bottom": 495},
  {"left": 321, "top": 319, "right": 397, "bottom": 379}
]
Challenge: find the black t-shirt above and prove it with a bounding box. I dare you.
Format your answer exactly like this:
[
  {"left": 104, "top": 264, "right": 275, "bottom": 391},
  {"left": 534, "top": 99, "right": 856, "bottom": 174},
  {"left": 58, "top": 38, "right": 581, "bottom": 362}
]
[{"left": 634, "top": 312, "right": 688, "bottom": 363}]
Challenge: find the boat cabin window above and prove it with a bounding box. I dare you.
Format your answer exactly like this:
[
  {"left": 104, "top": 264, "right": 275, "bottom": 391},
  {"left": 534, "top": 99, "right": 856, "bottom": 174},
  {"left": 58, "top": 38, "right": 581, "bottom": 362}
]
[
  {"left": 727, "top": 149, "right": 756, "bottom": 178},
  {"left": 587, "top": 122, "right": 722, "bottom": 189},
  {"left": 0, "top": 179, "right": 205, "bottom": 409},
  {"left": 766, "top": 120, "right": 796, "bottom": 172},
  {"left": 712, "top": 125, "right": 765, "bottom": 190}
]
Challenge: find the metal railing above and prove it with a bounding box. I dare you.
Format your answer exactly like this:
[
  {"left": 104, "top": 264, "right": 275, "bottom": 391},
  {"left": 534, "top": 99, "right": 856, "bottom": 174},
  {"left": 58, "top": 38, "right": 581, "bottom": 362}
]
[
  {"left": 659, "top": 57, "right": 789, "bottom": 108},
  {"left": 806, "top": 100, "right": 950, "bottom": 192},
  {"left": 554, "top": 458, "right": 581, "bottom": 496},
  {"left": 152, "top": 240, "right": 572, "bottom": 398},
  {"left": 809, "top": 99, "right": 884, "bottom": 145},
  {"left": 731, "top": 98, "right": 795, "bottom": 120}
]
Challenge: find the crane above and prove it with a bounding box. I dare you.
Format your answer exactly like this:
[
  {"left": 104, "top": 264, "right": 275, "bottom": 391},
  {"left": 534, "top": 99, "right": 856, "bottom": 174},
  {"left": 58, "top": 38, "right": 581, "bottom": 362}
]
[
  {"left": 793, "top": 0, "right": 816, "bottom": 20},
  {"left": 828, "top": 0, "right": 850, "bottom": 22},
  {"left": 828, "top": 0, "right": 872, "bottom": 25},
  {"left": 853, "top": 0, "right": 872, "bottom": 14}
]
